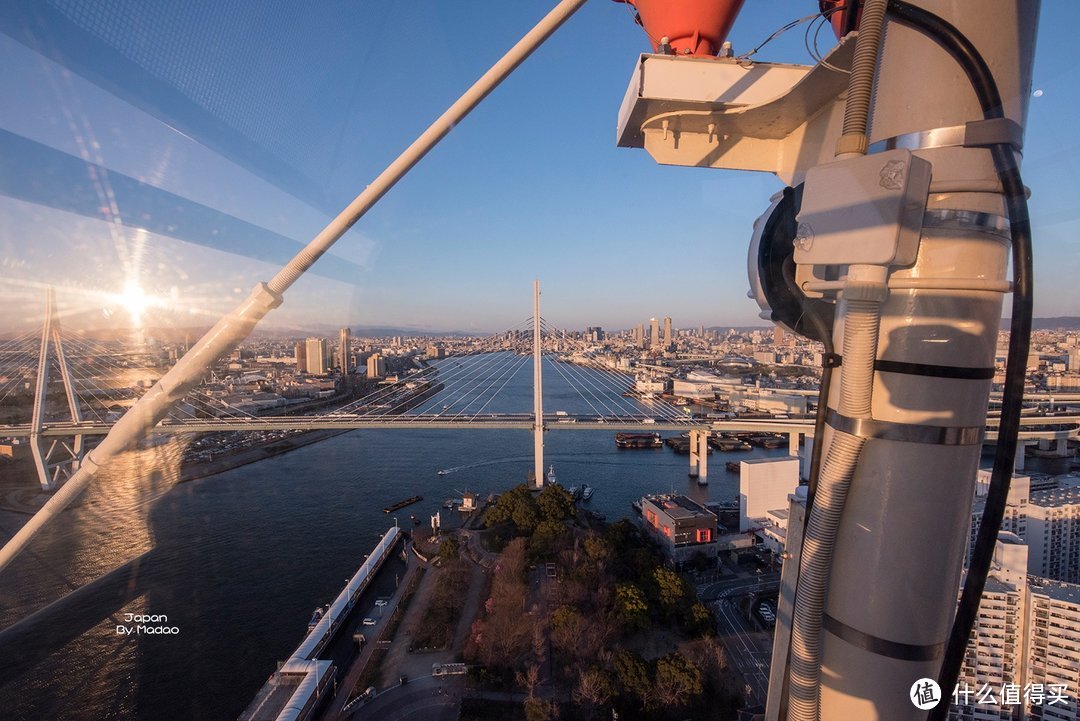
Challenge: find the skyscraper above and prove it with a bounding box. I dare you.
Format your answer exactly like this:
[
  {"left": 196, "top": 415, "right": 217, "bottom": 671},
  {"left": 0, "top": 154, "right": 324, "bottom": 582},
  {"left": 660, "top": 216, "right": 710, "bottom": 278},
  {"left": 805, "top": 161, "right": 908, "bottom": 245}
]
[
  {"left": 294, "top": 341, "right": 307, "bottom": 373},
  {"left": 663, "top": 316, "right": 673, "bottom": 349},
  {"left": 305, "top": 338, "right": 330, "bottom": 376},
  {"left": 650, "top": 317, "right": 659, "bottom": 350},
  {"left": 339, "top": 327, "right": 352, "bottom": 373},
  {"left": 367, "top": 353, "right": 386, "bottom": 377}
]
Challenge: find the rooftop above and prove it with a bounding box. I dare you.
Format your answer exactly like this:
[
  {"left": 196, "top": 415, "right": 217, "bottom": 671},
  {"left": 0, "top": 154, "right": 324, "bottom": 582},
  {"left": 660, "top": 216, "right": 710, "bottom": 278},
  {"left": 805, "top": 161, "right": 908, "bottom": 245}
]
[
  {"left": 1029, "top": 578, "right": 1080, "bottom": 606},
  {"left": 643, "top": 494, "right": 716, "bottom": 521},
  {"left": 1031, "top": 486, "right": 1080, "bottom": 508}
]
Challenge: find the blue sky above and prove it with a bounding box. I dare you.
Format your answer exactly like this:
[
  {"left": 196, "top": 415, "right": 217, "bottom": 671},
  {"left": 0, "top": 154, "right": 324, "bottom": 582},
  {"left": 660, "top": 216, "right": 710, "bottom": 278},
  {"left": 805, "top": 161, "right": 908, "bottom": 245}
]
[{"left": 0, "top": 1, "right": 1077, "bottom": 335}]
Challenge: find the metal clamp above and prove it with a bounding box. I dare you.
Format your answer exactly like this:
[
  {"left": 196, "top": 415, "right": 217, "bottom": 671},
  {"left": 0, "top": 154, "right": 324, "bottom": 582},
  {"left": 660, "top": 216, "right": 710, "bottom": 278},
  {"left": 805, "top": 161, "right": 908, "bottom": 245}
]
[
  {"left": 826, "top": 409, "right": 983, "bottom": 446},
  {"left": 869, "top": 118, "right": 1023, "bottom": 154},
  {"left": 923, "top": 208, "right": 1011, "bottom": 239}
]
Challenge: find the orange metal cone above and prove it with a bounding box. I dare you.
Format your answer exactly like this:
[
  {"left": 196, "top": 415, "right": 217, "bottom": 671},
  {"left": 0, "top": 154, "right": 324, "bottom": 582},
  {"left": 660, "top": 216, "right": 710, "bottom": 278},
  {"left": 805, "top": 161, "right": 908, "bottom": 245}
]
[{"left": 617, "top": 0, "right": 746, "bottom": 57}]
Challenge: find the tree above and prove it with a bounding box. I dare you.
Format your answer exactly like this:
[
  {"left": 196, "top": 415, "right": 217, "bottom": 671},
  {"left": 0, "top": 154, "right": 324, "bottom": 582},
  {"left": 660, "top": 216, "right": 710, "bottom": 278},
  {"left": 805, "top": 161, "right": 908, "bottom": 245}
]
[
  {"left": 613, "top": 583, "right": 649, "bottom": 631},
  {"left": 573, "top": 667, "right": 614, "bottom": 716},
  {"left": 683, "top": 601, "right": 715, "bottom": 636},
  {"left": 612, "top": 650, "right": 651, "bottom": 705},
  {"left": 438, "top": 535, "right": 460, "bottom": 562},
  {"left": 485, "top": 484, "right": 540, "bottom": 533},
  {"left": 653, "top": 566, "right": 689, "bottom": 616},
  {"left": 524, "top": 698, "right": 558, "bottom": 721},
  {"left": 531, "top": 518, "right": 569, "bottom": 554},
  {"left": 550, "top": 605, "right": 587, "bottom": 655},
  {"left": 654, "top": 651, "right": 703, "bottom": 708},
  {"left": 583, "top": 535, "right": 611, "bottom": 566},
  {"left": 537, "top": 483, "right": 575, "bottom": 521}
]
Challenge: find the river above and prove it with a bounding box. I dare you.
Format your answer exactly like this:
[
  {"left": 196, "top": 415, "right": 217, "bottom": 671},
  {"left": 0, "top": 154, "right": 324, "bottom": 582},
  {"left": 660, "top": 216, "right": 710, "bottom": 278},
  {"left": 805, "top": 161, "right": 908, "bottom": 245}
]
[{"left": 0, "top": 354, "right": 793, "bottom": 720}]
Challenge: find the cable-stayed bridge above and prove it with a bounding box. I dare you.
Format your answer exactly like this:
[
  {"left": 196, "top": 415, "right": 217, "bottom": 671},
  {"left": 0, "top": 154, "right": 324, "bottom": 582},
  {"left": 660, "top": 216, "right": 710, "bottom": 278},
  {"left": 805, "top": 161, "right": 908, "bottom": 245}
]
[{"left": 1, "top": 288, "right": 1077, "bottom": 491}]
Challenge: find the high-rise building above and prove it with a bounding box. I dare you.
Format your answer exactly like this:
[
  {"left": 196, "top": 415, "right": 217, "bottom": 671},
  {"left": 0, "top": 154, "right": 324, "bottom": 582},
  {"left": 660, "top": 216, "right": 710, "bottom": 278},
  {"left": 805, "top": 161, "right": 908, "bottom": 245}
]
[
  {"left": 663, "top": 316, "right": 672, "bottom": 349},
  {"left": 305, "top": 338, "right": 330, "bottom": 376},
  {"left": 970, "top": 472, "right": 1080, "bottom": 583},
  {"left": 953, "top": 534, "right": 1027, "bottom": 721},
  {"left": 338, "top": 328, "right": 352, "bottom": 373},
  {"left": 952, "top": 532, "right": 1080, "bottom": 721},
  {"left": 774, "top": 325, "right": 786, "bottom": 346},
  {"left": 586, "top": 326, "right": 604, "bottom": 343},
  {"left": 294, "top": 341, "right": 307, "bottom": 373},
  {"left": 636, "top": 323, "right": 645, "bottom": 348},
  {"left": 367, "top": 353, "right": 386, "bottom": 378},
  {"left": 650, "top": 317, "right": 659, "bottom": 349}
]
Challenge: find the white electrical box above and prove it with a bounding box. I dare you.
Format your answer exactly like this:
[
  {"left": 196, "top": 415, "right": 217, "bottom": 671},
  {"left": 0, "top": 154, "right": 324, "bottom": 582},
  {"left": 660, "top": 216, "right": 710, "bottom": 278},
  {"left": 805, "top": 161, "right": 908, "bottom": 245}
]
[{"left": 793, "top": 148, "right": 931, "bottom": 267}]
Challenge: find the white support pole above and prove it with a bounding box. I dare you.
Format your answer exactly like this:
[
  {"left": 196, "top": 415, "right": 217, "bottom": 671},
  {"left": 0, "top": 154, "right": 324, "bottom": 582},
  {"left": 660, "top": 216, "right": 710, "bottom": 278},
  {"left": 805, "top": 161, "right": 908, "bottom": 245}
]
[
  {"left": 788, "top": 431, "right": 799, "bottom": 457},
  {"left": 697, "top": 430, "right": 708, "bottom": 484},
  {"left": 0, "top": 0, "right": 589, "bottom": 573},
  {"left": 533, "top": 279, "right": 544, "bottom": 490},
  {"left": 29, "top": 288, "right": 54, "bottom": 491},
  {"left": 689, "top": 429, "right": 700, "bottom": 478},
  {"left": 51, "top": 309, "right": 84, "bottom": 464}
]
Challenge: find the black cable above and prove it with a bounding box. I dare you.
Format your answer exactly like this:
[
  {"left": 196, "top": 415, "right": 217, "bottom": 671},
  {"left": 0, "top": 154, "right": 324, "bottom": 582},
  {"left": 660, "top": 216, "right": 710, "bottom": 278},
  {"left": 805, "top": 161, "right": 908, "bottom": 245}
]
[{"left": 883, "top": 3, "right": 1033, "bottom": 720}]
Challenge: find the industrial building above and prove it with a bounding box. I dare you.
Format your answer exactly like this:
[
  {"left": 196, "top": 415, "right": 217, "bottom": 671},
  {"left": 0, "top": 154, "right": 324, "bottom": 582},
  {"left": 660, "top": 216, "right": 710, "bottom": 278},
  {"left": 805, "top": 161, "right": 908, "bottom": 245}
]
[{"left": 640, "top": 494, "right": 718, "bottom": 564}]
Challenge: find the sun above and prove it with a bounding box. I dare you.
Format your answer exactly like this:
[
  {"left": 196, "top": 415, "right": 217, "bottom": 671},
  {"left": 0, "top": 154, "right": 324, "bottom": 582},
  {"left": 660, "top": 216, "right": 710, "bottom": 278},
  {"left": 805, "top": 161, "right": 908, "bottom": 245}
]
[{"left": 117, "top": 281, "right": 149, "bottom": 326}]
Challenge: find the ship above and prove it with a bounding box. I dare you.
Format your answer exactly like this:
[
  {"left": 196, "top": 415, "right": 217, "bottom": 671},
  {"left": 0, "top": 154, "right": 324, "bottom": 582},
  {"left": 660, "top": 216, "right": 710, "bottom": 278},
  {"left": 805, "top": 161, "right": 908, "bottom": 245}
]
[
  {"left": 615, "top": 432, "right": 662, "bottom": 449},
  {"left": 383, "top": 495, "right": 423, "bottom": 513},
  {"left": 581, "top": 484, "right": 595, "bottom": 501},
  {"left": 709, "top": 434, "right": 752, "bottom": 451},
  {"left": 307, "top": 607, "right": 324, "bottom": 632}
]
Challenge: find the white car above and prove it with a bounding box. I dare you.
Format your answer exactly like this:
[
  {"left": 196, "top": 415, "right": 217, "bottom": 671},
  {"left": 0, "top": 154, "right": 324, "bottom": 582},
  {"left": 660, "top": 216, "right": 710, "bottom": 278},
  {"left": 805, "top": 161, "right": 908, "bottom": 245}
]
[
  {"left": 362, "top": 617, "right": 377, "bottom": 626},
  {"left": 374, "top": 599, "right": 388, "bottom": 607}
]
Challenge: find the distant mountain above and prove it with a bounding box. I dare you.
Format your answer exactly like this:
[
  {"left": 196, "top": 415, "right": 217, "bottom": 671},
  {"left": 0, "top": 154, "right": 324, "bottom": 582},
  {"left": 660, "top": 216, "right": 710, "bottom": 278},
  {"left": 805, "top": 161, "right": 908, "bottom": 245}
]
[{"left": 1025, "top": 317, "right": 1080, "bottom": 331}]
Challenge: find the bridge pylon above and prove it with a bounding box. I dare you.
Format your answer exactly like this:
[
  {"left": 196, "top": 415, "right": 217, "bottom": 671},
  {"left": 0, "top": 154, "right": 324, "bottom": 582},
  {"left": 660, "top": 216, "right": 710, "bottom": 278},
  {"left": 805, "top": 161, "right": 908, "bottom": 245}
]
[{"left": 29, "top": 287, "right": 84, "bottom": 491}]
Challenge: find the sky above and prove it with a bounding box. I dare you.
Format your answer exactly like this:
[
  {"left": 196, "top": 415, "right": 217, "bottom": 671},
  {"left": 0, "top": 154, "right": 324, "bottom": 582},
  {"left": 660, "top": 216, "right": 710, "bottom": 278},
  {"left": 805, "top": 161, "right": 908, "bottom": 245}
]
[{"left": 0, "top": 0, "right": 1077, "bottom": 336}]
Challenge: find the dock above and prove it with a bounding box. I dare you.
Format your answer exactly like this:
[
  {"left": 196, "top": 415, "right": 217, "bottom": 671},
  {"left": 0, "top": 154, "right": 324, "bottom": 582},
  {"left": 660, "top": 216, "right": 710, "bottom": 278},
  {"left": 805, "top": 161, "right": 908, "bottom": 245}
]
[{"left": 238, "top": 526, "right": 401, "bottom": 721}]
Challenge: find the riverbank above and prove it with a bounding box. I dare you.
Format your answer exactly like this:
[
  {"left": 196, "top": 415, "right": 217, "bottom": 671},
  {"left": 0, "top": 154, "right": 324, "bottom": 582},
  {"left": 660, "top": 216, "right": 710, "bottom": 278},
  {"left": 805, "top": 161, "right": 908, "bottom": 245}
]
[{"left": 177, "top": 428, "right": 351, "bottom": 483}]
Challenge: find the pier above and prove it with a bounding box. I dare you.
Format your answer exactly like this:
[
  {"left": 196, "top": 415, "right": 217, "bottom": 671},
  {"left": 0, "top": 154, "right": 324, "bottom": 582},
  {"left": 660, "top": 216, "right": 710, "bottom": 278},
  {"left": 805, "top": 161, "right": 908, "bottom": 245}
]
[{"left": 239, "top": 526, "right": 402, "bottom": 721}]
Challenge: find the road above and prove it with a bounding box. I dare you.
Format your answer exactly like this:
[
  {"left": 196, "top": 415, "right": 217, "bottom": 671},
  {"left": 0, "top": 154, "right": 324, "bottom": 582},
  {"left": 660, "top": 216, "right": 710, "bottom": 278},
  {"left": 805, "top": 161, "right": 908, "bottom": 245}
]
[
  {"left": 343, "top": 674, "right": 464, "bottom": 721},
  {"left": 699, "top": 572, "right": 780, "bottom": 706}
]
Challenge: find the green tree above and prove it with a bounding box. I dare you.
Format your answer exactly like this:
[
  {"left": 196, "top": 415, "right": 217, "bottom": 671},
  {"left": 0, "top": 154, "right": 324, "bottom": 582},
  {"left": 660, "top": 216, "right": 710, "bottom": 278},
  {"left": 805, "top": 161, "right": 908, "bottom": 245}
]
[
  {"left": 536, "top": 483, "right": 575, "bottom": 521},
  {"left": 531, "top": 518, "right": 569, "bottom": 554},
  {"left": 612, "top": 649, "right": 651, "bottom": 705},
  {"left": 653, "top": 566, "right": 688, "bottom": 616},
  {"left": 438, "top": 536, "right": 460, "bottom": 562},
  {"left": 485, "top": 484, "right": 540, "bottom": 533},
  {"left": 583, "top": 535, "right": 611, "bottom": 565},
  {"left": 523, "top": 697, "right": 556, "bottom": 721},
  {"left": 613, "top": 583, "right": 649, "bottom": 631},
  {"left": 654, "top": 651, "right": 703, "bottom": 707},
  {"left": 683, "top": 601, "right": 715, "bottom": 636}
]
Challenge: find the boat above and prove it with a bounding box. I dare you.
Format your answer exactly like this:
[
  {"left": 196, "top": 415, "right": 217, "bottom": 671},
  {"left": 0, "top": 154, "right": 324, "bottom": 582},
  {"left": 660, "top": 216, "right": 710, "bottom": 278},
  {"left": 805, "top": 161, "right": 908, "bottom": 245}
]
[
  {"left": 615, "top": 432, "right": 662, "bottom": 449},
  {"left": 631, "top": 499, "right": 642, "bottom": 515},
  {"left": 569, "top": 485, "right": 583, "bottom": 500},
  {"left": 437, "top": 469, "right": 448, "bottom": 476},
  {"left": 581, "top": 484, "right": 595, "bottom": 501},
  {"left": 410, "top": 514, "right": 421, "bottom": 526},
  {"left": 443, "top": 498, "right": 457, "bottom": 509},
  {"left": 383, "top": 495, "right": 423, "bottom": 513},
  {"left": 726, "top": 461, "right": 741, "bottom": 473},
  {"left": 307, "top": 607, "right": 324, "bottom": 632}
]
